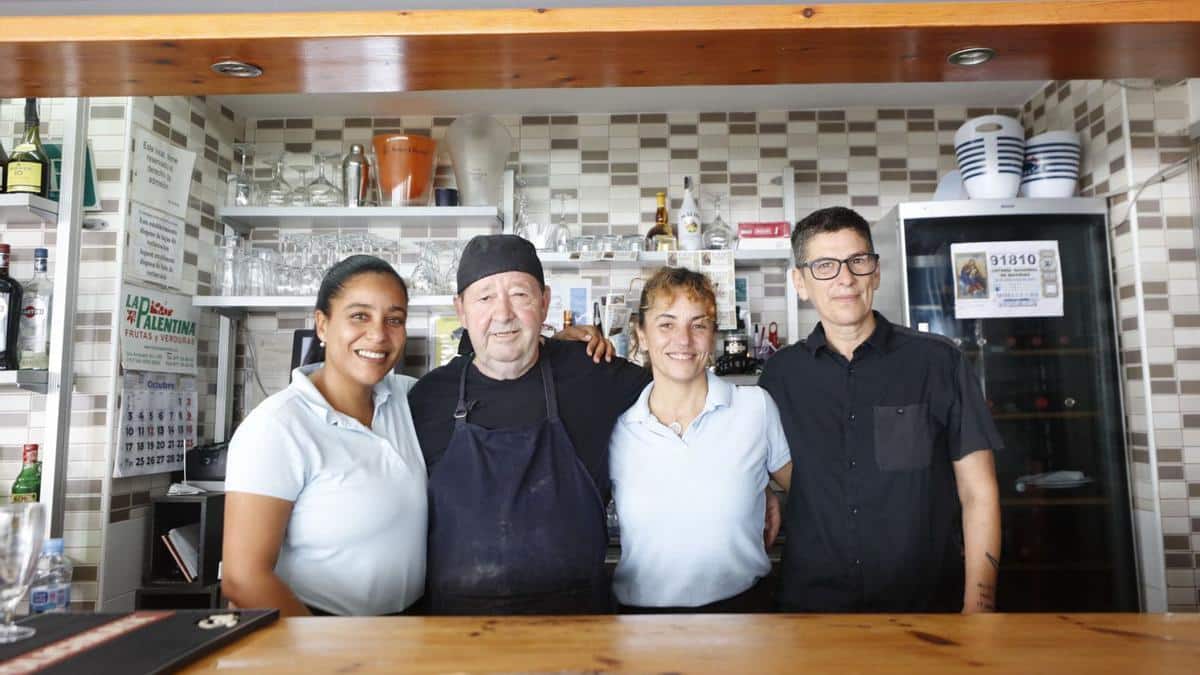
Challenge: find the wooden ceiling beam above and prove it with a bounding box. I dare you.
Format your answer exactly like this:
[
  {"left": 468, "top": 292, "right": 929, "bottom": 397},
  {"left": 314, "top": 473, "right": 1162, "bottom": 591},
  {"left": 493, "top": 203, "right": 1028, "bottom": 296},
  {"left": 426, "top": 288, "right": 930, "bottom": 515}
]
[{"left": 0, "top": 1, "right": 1197, "bottom": 98}]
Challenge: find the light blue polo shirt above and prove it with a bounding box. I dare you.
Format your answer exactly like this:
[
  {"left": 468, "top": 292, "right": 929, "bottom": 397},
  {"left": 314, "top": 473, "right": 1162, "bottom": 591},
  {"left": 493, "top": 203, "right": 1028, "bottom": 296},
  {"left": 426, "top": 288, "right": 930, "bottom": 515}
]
[
  {"left": 225, "top": 364, "right": 427, "bottom": 615},
  {"left": 609, "top": 370, "right": 792, "bottom": 607}
]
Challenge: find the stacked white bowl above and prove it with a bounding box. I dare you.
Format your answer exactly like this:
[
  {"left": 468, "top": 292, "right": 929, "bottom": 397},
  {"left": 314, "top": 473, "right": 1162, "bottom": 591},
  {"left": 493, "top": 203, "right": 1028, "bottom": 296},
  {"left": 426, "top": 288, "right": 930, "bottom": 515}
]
[
  {"left": 954, "top": 115, "right": 1025, "bottom": 199},
  {"left": 1019, "top": 130, "right": 1081, "bottom": 198}
]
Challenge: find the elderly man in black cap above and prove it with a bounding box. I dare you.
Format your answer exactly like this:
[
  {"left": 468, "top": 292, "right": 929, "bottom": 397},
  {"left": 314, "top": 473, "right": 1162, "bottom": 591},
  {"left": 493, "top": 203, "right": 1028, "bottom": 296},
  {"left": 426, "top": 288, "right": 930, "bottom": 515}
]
[{"left": 408, "top": 234, "right": 652, "bottom": 615}]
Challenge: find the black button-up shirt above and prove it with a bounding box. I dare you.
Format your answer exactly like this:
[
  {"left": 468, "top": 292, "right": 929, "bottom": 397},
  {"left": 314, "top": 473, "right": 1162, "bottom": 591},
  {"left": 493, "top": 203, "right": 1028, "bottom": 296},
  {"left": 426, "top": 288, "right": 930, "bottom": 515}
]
[{"left": 760, "top": 312, "right": 1003, "bottom": 612}]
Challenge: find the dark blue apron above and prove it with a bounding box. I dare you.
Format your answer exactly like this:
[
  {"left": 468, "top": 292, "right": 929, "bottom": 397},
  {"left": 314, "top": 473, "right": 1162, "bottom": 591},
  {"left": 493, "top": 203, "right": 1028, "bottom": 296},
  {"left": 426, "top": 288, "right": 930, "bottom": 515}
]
[{"left": 426, "top": 354, "right": 609, "bottom": 614}]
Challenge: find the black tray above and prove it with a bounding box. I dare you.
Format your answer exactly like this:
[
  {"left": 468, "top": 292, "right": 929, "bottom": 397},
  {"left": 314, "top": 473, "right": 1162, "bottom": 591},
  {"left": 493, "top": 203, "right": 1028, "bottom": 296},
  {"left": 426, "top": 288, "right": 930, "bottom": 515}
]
[{"left": 0, "top": 609, "right": 278, "bottom": 674}]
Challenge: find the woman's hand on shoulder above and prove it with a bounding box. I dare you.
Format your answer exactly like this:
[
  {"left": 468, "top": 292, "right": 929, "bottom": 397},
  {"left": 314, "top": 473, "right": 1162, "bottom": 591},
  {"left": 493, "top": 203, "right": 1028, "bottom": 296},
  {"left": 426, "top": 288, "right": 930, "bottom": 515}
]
[{"left": 552, "top": 325, "right": 615, "bottom": 363}]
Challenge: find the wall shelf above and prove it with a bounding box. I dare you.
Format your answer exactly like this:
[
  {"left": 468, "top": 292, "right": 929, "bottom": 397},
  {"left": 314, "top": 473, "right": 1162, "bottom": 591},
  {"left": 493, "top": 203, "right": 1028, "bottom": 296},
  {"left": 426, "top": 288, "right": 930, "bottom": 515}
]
[
  {"left": 216, "top": 205, "right": 501, "bottom": 233},
  {"left": 538, "top": 249, "right": 790, "bottom": 270},
  {"left": 0, "top": 193, "right": 58, "bottom": 226},
  {"left": 0, "top": 369, "right": 49, "bottom": 395},
  {"left": 194, "top": 294, "right": 455, "bottom": 317}
]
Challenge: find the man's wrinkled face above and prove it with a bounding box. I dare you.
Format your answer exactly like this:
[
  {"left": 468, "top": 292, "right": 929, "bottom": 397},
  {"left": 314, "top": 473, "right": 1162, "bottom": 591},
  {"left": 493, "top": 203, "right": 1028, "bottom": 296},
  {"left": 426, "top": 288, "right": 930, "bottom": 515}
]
[{"left": 455, "top": 271, "right": 550, "bottom": 376}]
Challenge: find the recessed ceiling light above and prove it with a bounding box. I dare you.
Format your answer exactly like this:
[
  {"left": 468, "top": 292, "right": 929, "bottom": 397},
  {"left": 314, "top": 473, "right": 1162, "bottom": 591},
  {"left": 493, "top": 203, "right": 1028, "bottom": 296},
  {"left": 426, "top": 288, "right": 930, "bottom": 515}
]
[
  {"left": 947, "top": 47, "right": 995, "bottom": 67},
  {"left": 210, "top": 60, "right": 264, "bottom": 78}
]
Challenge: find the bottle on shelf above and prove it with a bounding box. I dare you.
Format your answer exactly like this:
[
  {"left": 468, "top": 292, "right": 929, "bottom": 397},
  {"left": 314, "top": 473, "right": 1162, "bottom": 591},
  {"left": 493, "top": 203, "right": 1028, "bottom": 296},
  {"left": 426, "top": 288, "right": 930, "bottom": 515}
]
[
  {"left": 29, "top": 538, "right": 72, "bottom": 614},
  {"left": 0, "top": 140, "right": 8, "bottom": 193},
  {"left": 563, "top": 309, "right": 574, "bottom": 328},
  {"left": 18, "top": 247, "right": 52, "bottom": 370},
  {"left": 677, "top": 176, "right": 703, "bottom": 250},
  {"left": 0, "top": 243, "right": 23, "bottom": 370},
  {"left": 645, "top": 191, "right": 676, "bottom": 251},
  {"left": 5, "top": 98, "right": 51, "bottom": 198},
  {"left": 10, "top": 444, "right": 41, "bottom": 503}
]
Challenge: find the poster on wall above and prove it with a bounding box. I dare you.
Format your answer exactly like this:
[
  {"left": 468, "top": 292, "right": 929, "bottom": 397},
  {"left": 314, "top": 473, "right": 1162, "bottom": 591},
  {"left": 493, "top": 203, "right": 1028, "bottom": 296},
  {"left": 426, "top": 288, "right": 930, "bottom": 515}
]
[
  {"left": 129, "top": 125, "right": 196, "bottom": 219},
  {"left": 950, "top": 240, "right": 1064, "bottom": 319},
  {"left": 115, "top": 372, "right": 196, "bottom": 478},
  {"left": 121, "top": 284, "right": 198, "bottom": 374},
  {"left": 127, "top": 202, "right": 186, "bottom": 290}
]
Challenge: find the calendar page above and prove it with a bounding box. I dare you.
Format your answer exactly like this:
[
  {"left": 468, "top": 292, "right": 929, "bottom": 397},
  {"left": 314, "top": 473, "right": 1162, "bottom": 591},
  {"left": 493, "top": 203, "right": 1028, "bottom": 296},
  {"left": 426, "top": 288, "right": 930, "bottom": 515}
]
[
  {"left": 950, "top": 240, "right": 1064, "bottom": 320},
  {"left": 115, "top": 371, "right": 196, "bottom": 477}
]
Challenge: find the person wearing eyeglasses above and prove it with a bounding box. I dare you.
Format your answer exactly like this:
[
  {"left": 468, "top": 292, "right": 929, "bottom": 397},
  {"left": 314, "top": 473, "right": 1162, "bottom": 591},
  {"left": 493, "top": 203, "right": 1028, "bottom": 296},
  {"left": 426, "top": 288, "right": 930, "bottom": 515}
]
[{"left": 759, "top": 206, "right": 1002, "bottom": 614}]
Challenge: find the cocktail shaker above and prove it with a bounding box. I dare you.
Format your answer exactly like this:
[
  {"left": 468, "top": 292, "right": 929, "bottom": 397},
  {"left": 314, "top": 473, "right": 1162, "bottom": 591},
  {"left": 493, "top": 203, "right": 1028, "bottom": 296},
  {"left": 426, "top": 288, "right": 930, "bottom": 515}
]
[{"left": 342, "top": 144, "right": 370, "bottom": 207}]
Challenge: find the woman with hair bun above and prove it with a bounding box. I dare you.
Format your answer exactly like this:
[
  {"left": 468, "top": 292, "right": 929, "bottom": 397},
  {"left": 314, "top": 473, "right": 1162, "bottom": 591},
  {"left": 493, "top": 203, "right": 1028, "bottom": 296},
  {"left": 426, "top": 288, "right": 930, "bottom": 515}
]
[{"left": 222, "top": 255, "right": 426, "bottom": 616}]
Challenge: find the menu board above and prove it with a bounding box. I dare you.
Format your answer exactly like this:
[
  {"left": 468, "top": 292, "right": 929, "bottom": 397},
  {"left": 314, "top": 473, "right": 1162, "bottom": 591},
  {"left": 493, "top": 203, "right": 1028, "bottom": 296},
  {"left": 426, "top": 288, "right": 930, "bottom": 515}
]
[
  {"left": 115, "top": 372, "right": 196, "bottom": 478},
  {"left": 951, "top": 240, "right": 1064, "bottom": 319}
]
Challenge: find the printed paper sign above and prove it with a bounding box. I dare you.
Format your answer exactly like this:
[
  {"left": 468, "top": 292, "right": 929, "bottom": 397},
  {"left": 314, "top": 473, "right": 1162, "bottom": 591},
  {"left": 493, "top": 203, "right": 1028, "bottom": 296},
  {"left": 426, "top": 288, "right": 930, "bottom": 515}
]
[
  {"left": 130, "top": 126, "right": 196, "bottom": 219},
  {"left": 951, "top": 240, "right": 1064, "bottom": 319},
  {"left": 121, "top": 284, "right": 198, "bottom": 374},
  {"left": 128, "top": 202, "right": 186, "bottom": 290}
]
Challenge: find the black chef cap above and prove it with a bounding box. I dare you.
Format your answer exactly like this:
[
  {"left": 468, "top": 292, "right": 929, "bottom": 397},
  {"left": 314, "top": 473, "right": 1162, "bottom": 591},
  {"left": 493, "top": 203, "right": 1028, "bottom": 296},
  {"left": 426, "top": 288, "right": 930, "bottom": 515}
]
[{"left": 456, "top": 234, "right": 545, "bottom": 294}]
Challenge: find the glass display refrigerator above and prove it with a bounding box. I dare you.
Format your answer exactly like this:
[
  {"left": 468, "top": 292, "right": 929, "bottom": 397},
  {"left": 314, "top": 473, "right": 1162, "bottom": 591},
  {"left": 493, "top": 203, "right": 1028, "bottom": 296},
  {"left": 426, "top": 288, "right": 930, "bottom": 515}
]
[{"left": 874, "top": 199, "right": 1138, "bottom": 611}]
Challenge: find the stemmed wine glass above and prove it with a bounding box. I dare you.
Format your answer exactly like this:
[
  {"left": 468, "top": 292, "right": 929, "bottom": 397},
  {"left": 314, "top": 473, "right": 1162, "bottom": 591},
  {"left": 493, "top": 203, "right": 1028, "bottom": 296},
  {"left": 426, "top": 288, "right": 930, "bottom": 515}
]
[
  {"left": 289, "top": 163, "right": 313, "bottom": 207},
  {"left": 0, "top": 503, "right": 46, "bottom": 643},
  {"left": 307, "top": 154, "right": 344, "bottom": 207},
  {"left": 257, "top": 156, "right": 292, "bottom": 207},
  {"left": 225, "top": 142, "right": 254, "bottom": 207}
]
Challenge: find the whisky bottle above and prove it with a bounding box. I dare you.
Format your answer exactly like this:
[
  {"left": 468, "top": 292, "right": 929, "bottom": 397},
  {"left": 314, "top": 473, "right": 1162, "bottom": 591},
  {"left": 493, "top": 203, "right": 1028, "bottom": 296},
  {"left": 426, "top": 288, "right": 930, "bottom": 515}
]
[
  {"left": 645, "top": 191, "right": 676, "bottom": 251},
  {"left": 5, "top": 99, "right": 50, "bottom": 198}
]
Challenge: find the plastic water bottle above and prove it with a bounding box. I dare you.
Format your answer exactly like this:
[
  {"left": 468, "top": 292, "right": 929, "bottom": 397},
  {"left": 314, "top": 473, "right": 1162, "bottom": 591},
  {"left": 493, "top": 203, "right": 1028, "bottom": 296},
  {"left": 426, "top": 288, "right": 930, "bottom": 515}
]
[{"left": 29, "top": 538, "right": 72, "bottom": 614}]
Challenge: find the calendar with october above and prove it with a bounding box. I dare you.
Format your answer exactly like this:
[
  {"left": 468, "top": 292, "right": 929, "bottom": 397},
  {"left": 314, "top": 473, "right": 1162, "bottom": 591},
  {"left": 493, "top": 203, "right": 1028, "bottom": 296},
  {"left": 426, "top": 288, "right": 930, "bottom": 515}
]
[
  {"left": 950, "top": 240, "right": 1064, "bottom": 320},
  {"left": 116, "top": 371, "right": 197, "bottom": 478}
]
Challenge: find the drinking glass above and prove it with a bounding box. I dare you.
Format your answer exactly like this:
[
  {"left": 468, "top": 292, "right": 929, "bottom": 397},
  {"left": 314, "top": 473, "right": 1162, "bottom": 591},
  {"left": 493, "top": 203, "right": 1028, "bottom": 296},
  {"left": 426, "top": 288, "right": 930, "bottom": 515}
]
[
  {"left": 257, "top": 157, "right": 292, "bottom": 207},
  {"left": 702, "top": 191, "right": 735, "bottom": 249},
  {"left": 225, "top": 142, "right": 254, "bottom": 207},
  {"left": 289, "top": 164, "right": 313, "bottom": 207},
  {"left": 0, "top": 503, "right": 47, "bottom": 643},
  {"left": 212, "top": 233, "right": 241, "bottom": 296},
  {"left": 307, "top": 154, "right": 344, "bottom": 207}
]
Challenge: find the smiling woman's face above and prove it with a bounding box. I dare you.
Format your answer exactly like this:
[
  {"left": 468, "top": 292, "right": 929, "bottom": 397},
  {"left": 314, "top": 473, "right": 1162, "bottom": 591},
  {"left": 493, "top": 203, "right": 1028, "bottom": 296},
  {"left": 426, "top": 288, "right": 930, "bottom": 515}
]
[
  {"left": 315, "top": 271, "right": 409, "bottom": 389},
  {"left": 637, "top": 290, "right": 716, "bottom": 386}
]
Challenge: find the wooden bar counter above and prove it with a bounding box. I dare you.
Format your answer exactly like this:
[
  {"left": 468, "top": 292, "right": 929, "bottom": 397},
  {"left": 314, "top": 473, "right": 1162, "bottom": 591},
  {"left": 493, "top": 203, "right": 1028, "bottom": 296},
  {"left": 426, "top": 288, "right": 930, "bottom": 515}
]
[{"left": 182, "top": 613, "right": 1200, "bottom": 673}]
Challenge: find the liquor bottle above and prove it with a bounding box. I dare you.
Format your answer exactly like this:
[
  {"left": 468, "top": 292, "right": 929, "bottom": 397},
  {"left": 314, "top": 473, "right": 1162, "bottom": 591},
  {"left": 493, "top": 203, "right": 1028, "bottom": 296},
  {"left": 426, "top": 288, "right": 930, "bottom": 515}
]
[
  {"left": 19, "top": 248, "right": 52, "bottom": 370},
  {"left": 0, "top": 244, "right": 23, "bottom": 370},
  {"left": 0, "top": 140, "right": 8, "bottom": 193},
  {"left": 677, "top": 176, "right": 703, "bottom": 250},
  {"left": 10, "top": 444, "right": 40, "bottom": 503},
  {"left": 645, "top": 191, "right": 676, "bottom": 251},
  {"left": 5, "top": 99, "right": 50, "bottom": 198}
]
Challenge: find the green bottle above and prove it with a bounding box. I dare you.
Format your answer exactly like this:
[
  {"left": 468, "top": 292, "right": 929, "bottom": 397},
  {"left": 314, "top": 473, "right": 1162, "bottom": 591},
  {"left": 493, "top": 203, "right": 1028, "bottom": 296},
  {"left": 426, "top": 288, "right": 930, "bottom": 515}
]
[{"left": 10, "top": 444, "right": 40, "bottom": 503}]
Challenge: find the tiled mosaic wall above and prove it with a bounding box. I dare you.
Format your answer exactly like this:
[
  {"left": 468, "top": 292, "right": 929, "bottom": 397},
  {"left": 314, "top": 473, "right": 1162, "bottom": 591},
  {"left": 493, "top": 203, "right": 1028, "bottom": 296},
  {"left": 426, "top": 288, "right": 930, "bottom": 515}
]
[
  {"left": 1025, "top": 79, "right": 1200, "bottom": 612},
  {"left": 232, "top": 103, "right": 1020, "bottom": 405},
  {"left": 0, "top": 97, "right": 131, "bottom": 609},
  {"left": 99, "top": 95, "right": 242, "bottom": 610}
]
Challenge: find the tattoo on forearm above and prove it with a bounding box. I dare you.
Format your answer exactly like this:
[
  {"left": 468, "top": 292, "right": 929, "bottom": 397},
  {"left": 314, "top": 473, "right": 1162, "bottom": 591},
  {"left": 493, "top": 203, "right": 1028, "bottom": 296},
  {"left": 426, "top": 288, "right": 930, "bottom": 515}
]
[
  {"left": 976, "top": 583, "right": 996, "bottom": 611},
  {"left": 986, "top": 552, "right": 1000, "bottom": 571}
]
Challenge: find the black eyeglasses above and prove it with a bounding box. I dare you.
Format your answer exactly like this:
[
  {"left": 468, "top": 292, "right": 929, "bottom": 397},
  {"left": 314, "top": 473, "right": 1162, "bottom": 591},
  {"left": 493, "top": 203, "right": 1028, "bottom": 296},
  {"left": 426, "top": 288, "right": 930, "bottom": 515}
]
[{"left": 800, "top": 253, "right": 880, "bottom": 280}]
